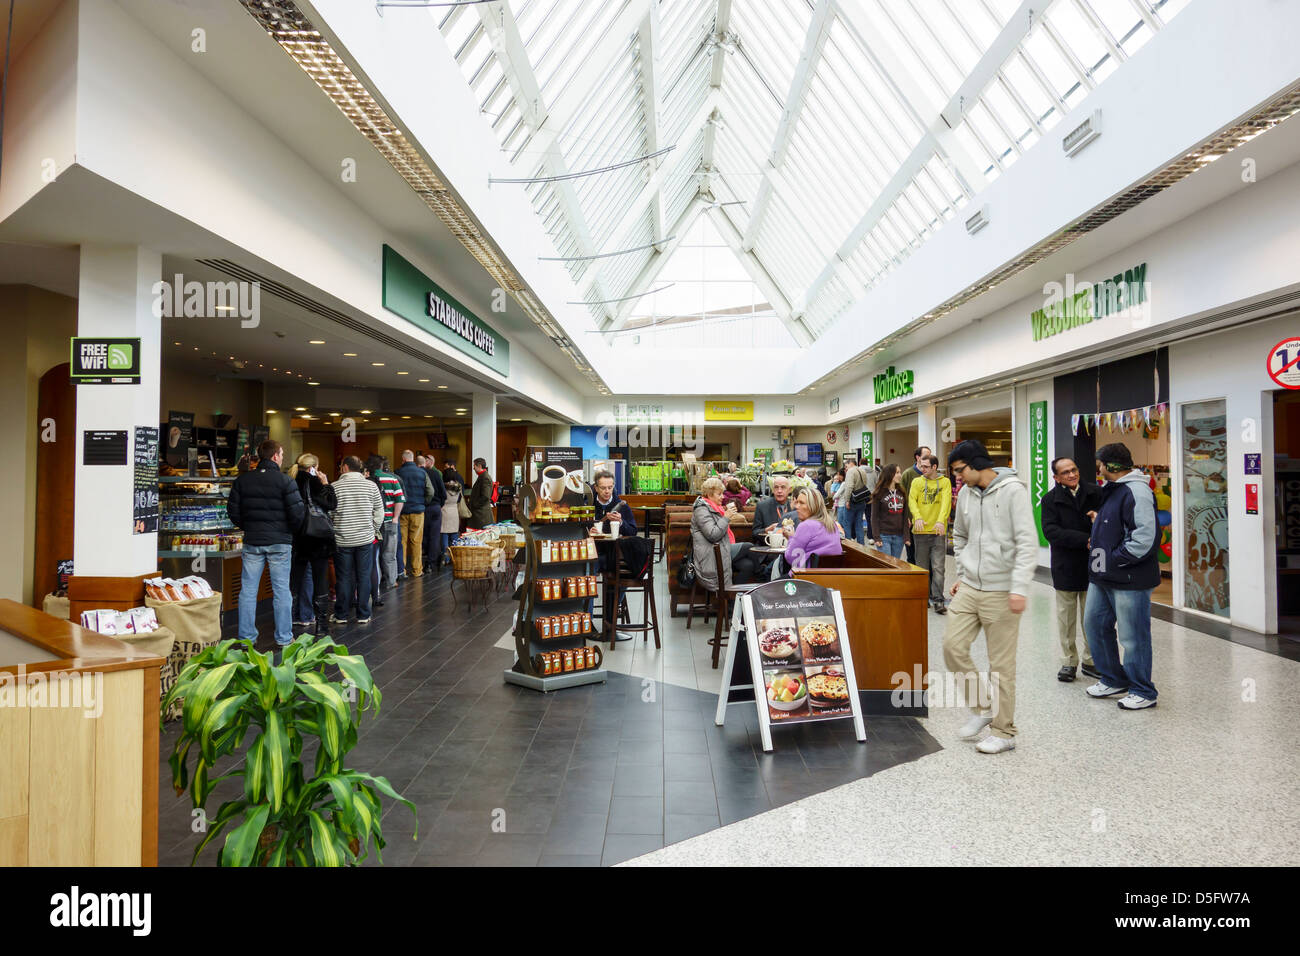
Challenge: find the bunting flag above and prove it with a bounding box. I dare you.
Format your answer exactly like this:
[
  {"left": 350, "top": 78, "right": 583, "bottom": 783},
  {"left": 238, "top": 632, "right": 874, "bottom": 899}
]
[{"left": 1071, "top": 414, "right": 1081, "bottom": 436}]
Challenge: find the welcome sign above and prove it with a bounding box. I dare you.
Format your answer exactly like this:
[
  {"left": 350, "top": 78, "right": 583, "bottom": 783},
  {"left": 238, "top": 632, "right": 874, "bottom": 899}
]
[{"left": 381, "top": 244, "right": 509, "bottom": 375}]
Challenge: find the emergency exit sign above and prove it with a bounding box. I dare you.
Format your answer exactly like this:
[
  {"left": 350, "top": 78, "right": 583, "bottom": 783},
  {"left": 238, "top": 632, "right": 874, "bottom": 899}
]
[{"left": 71, "top": 337, "right": 141, "bottom": 384}]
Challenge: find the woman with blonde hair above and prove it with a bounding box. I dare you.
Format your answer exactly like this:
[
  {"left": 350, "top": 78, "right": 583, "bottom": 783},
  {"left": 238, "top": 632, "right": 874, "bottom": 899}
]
[
  {"left": 777, "top": 486, "right": 843, "bottom": 576},
  {"left": 290, "top": 452, "right": 337, "bottom": 630},
  {"left": 691, "top": 475, "right": 756, "bottom": 591}
]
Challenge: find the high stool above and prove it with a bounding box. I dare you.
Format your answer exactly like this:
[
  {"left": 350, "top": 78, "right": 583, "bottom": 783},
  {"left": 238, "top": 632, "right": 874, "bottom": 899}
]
[
  {"left": 602, "top": 536, "right": 660, "bottom": 650},
  {"left": 706, "top": 542, "right": 761, "bottom": 668}
]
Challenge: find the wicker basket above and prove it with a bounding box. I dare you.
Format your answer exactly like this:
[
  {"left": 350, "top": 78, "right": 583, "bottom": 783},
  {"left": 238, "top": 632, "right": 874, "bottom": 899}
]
[
  {"left": 450, "top": 544, "right": 493, "bottom": 579},
  {"left": 496, "top": 533, "right": 518, "bottom": 556}
]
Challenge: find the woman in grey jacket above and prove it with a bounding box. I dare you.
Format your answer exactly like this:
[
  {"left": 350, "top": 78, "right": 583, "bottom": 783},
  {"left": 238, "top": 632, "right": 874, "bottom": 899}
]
[{"left": 691, "top": 477, "right": 756, "bottom": 590}]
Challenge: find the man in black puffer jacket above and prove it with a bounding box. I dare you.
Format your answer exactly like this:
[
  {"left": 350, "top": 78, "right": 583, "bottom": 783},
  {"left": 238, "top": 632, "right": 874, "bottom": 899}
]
[
  {"left": 1040, "top": 457, "right": 1102, "bottom": 683},
  {"left": 1083, "top": 443, "right": 1161, "bottom": 711},
  {"left": 228, "top": 439, "right": 306, "bottom": 648}
]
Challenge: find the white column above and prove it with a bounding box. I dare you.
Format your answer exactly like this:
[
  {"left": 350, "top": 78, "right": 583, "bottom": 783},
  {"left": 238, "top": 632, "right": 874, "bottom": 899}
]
[
  {"left": 72, "top": 245, "right": 162, "bottom": 577},
  {"left": 917, "top": 402, "right": 939, "bottom": 457},
  {"left": 472, "top": 389, "right": 497, "bottom": 477}
]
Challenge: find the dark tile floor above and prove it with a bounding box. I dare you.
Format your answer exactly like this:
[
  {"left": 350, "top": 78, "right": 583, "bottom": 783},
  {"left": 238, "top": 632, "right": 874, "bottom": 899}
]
[{"left": 156, "top": 565, "right": 940, "bottom": 867}]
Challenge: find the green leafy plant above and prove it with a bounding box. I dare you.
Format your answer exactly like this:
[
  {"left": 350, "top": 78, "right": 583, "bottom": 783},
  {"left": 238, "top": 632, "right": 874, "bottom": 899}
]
[
  {"left": 769, "top": 459, "right": 796, "bottom": 474},
  {"left": 164, "top": 636, "right": 416, "bottom": 866},
  {"left": 734, "top": 464, "right": 764, "bottom": 493}
]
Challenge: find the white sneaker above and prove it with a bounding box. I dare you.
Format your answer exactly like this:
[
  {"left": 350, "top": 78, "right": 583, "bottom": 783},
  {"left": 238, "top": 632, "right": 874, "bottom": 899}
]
[
  {"left": 957, "top": 714, "right": 993, "bottom": 739},
  {"left": 1117, "top": 693, "right": 1157, "bottom": 710},
  {"left": 975, "top": 735, "right": 1015, "bottom": 754},
  {"left": 1086, "top": 681, "right": 1129, "bottom": 698}
]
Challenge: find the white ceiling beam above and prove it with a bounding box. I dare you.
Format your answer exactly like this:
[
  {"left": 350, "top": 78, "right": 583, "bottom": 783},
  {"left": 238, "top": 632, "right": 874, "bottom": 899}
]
[
  {"left": 605, "top": 196, "right": 706, "bottom": 332},
  {"left": 606, "top": 89, "right": 722, "bottom": 250},
  {"left": 740, "top": 0, "right": 834, "bottom": 252},
  {"left": 706, "top": 204, "right": 813, "bottom": 348},
  {"left": 638, "top": 3, "right": 665, "bottom": 246},
  {"left": 801, "top": 0, "right": 1041, "bottom": 314},
  {"left": 709, "top": 0, "right": 733, "bottom": 88}
]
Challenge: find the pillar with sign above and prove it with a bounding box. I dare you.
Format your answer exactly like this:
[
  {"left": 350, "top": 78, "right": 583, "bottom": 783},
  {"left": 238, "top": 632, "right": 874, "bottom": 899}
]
[{"left": 68, "top": 245, "right": 162, "bottom": 620}]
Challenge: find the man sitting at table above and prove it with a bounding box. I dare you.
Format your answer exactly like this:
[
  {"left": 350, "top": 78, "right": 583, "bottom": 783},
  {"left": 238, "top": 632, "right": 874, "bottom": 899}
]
[
  {"left": 589, "top": 470, "right": 641, "bottom": 573},
  {"left": 751, "top": 474, "right": 800, "bottom": 576}
]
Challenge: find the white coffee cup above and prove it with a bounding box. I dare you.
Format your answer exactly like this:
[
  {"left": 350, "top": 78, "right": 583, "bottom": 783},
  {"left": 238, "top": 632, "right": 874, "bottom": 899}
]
[
  {"left": 766, "top": 530, "right": 785, "bottom": 548},
  {"left": 542, "top": 465, "right": 566, "bottom": 502}
]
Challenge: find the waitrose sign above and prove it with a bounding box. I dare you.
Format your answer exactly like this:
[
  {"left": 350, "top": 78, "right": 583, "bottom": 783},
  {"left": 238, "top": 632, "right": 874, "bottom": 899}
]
[
  {"left": 873, "top": 366, "right": 914, "bottom": 404},
  {"left": 381, "top": 244, "right": 509, "bottom": 375},
  {"left": 1031, "top": 262, "right": 1148, "bottom": 342}
]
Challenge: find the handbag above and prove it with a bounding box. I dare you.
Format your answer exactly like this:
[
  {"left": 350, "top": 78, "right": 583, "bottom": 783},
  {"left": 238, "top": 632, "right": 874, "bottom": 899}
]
[
  {"left": 676, "top": 551, "right": 696, "bottom": 589},
  {"left": 457, "top": 494, "right": 471, "bottom": 520},
  {"left": 300, "top": 490, "right": 333, "bottom": 540}
]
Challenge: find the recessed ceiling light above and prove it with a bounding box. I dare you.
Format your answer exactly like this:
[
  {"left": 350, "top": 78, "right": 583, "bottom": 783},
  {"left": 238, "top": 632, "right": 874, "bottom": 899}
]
[
  {"left": 295, "top": 407, "right": 307, "bottom": 412},
  {"left": 402, "top": 415, "right": 411, "bottom": 419},
  {"left": 371, "top": 362, "right": 385, "bottom": 367},
  {"left": 173, "top": 341, "right": 181, "bottom": 346},
  {"left": 213, "top": 305, "right": 236, "bottom": 312},
  {"left": 266, "top": 409, "right": 278, "bottom": 414},
  {"left": 329, "top": 412, "right": 341, "bottom": 417},
  {"left": 397, "top": 371, "right": 409, "bottom": 375},
  {"left": 437, "top": 385, "right": 448, "bottom": 389},
  {"left": 308, "top": 381, "right": 320, "bottom": 386},
  {"left": 455, "top": 408, "right": 467, "bottom": 412},
  {"left": 343, "top": 352, "right": 357, "bottom": 357},
  {"left": 193, "top": 347, "right": 199, "bottom": 351},
  {"left": 309, "top": 340, "right": 325, "bottom": 345},
  {"left": 510, "top": 418, "right": 522, "bottom": 422},
  {"left": 418, "top": 378, "right": 430, "bottom": 383},
  {"left": 380, "top": 417, "right": 390, "bottom": 421},
  {"left": 424, "top": 415, "right": 433, "bottom": 419},
  {"left": 456, "top": 412, "right": 466, "bottom": 416},
  {"left": 360, "top": 409, "right": 372, "bottom": 414}
]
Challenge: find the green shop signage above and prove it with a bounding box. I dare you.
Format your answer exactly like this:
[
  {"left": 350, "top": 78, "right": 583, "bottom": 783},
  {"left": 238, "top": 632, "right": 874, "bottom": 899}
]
[
  {"left": 381, "top": 244, "right": 509, "bottom": 375},
  {"left": 1031, "top": 262, "right": 1147, "bottom": 342},
  {"left": 861, "top": 430, "right": 874, "bottom": 467},
  {"left": 1029, "top": 400, "right": 1049, "bottom": 546},
  {"left": 70, "top": 337, "right": 141, "bottom": 384},
  {"left": 872, "top": 366, "right": 914, "bottom": 404}
]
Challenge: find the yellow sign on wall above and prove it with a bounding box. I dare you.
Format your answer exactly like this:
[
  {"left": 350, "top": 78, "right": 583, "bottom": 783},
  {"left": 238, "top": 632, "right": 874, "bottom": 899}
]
[{"left": 704, "top": 400, "right": 755, "bottom": 421}]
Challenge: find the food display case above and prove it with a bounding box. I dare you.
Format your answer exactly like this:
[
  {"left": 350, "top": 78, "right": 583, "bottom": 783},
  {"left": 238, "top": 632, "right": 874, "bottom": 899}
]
[{"left": 156, "top": 476, "right": 270, "bottom": 621}]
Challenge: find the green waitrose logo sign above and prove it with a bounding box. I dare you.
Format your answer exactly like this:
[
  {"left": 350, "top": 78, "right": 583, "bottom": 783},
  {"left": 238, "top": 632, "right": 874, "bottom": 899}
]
[
  {"left": 1029, "top": 400, "right": 1049, "bottom": 546},
  {"left": 381, "top": 244, "right": 509, "bottom": 375},
  {"left": 1031, "top": 262, "right": 1147, "bottom": 342},
  {"left": 861, "top": 431, "right": 874, "bottom": 467},
  {"left": 872, "top": 366, "right": 914, "bottom": 404}
]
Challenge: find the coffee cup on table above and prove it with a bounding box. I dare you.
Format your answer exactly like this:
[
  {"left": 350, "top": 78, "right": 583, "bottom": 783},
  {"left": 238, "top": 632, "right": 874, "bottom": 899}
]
[
  {"left": 542, "top": 465, "right": 566, "bottom": 502},
  {"left": 765, "top": 530, "right": 785, "bottom": 548}
]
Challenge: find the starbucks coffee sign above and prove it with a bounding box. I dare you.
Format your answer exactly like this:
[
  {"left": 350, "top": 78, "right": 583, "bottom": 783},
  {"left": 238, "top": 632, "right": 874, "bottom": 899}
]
[
  {"left": 381, "top": 244, "right": 509, "bottom": 375},
  {"left": 873, "top": 366, "right": 914, "bottom": 404}
]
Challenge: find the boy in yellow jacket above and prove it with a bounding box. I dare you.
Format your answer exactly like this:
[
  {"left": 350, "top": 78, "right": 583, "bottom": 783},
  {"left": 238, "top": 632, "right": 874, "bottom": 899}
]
[{"left": 909, "top": 453, "right": 952, "bottom": 613}]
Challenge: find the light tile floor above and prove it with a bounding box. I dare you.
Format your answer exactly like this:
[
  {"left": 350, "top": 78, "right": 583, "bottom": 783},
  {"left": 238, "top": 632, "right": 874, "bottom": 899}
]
[{"left": 621, "top": 559, "right": 1300, "bottom": 866}]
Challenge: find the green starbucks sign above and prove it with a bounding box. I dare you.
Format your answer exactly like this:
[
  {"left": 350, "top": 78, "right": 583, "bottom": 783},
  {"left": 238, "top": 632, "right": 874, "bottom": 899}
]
[
  {"left": 1029, "top": 400, "right": 1049, "bottom": 546},
  {"left": 381, "top": 244, "right": 509, "bottom": 375}
]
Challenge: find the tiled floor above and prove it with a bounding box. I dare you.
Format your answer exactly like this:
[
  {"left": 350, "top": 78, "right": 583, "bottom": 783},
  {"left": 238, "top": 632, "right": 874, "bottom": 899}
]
[{"left": 155, "top": 562, "right": 938, "bottom": 867}]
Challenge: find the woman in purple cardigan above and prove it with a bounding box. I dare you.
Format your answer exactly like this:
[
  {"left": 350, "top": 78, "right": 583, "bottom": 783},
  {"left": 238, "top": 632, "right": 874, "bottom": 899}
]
[{"left": 777, "top": 486, "right": 843, "bottom": 577}]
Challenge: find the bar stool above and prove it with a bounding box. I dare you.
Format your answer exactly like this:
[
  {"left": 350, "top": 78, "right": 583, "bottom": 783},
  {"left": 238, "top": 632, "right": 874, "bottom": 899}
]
[
  {"left": 602, "top": 536, "right": 660, "bottom": 650},
  {"left": 705, "top": 542, "right": 762, "bottom": 668}
]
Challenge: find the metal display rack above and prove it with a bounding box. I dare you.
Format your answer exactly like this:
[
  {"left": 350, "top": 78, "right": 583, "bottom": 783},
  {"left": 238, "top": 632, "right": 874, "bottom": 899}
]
[{"left": 503, "top": 482, "right": 607, "bottom": 692}]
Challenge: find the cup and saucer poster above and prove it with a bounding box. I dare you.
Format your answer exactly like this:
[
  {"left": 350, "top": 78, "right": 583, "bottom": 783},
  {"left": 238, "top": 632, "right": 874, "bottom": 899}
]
[{"left": 528, "top": 447, "right": 585, "bottom": 520}]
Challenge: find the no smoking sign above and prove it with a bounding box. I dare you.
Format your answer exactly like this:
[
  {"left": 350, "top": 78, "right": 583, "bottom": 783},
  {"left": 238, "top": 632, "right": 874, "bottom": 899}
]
[{"left": 1268, "top": 337, "right": 1300, "bottom": 389}]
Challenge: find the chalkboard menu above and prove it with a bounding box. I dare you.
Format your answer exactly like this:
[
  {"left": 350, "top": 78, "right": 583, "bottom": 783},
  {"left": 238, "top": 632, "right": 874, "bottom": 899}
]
[{"left": 133, "top": 425, "right": 160, "bottom": 534}]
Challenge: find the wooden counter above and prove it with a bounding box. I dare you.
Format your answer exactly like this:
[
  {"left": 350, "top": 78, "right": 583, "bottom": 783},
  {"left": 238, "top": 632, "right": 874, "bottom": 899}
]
[
  {"left": 0, "top": 599, "right": 163, "bottom": 867},
  {"left": 792, "top": 541, "right": 930, "bottom": 715}
]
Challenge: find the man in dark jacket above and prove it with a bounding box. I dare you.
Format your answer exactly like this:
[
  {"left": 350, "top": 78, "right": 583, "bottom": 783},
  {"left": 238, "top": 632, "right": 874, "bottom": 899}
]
[
  {"left": 228, "top": 439, "right": 305, "bottom": 648},
  {"left": 395, "top": 450, "right": 433, "bottom": 577},
  {"left": 468, "top": 458, "right": 495, "bottom": 528},
  {"left": 419, "top": 455, "right": 447, "bottom": 571},
  {"left": 1083, "top": 443, "right": 1160, "bottom": 710},
  {"left": 1040, "top": 457, "right": 1102, "bottom": 683}
]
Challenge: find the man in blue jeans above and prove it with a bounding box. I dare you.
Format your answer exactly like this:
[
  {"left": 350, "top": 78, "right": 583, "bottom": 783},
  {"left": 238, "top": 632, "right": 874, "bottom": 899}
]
[
  {"left": 1083, "top": 443, "right": 1160, "bottom": 710},
  {"left": 227, "top": 439, "right": 305, "bottom": 648},
  {"left": 331, "top": 456, "right": 385, "bottom": 624}
]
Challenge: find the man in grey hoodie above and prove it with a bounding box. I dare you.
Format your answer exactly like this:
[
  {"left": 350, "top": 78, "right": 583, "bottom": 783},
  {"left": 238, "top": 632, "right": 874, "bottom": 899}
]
[{"left": 942, "top": 439, "right": 1039, "bottom": 754}]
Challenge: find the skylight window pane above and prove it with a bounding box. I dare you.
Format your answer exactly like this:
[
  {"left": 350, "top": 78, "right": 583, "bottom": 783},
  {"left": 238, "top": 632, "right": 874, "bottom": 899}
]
[
  {"left": 852, "top": 3, "right": 947, "bottom": 108},
  {"left": 1021, "top": 31, "right": 1081, "bottom": 104},
  {"left": 1046, "top": 4, "right": 1108, "bottom": 79},
  {"left": 1000, "top": 57, "right": 1054, "bottom": 127},
  {"left": 875, "top": 0, "right": 963, "bottom": 99},
  {"left": 1081, "top": 0, "right": 1141, "bottom": 46},
  {"left": 1119, "top": 20, "right": 1153, "bottom": 56},
  {"left": 920, "top": 2, "right": 980, "bottom": 75},
  {"left": 1154, "top": 0, "right": 1192, "bottom": 23},
  {"left": 983, "top": 82, "right": 1034, "bottom": 146}
]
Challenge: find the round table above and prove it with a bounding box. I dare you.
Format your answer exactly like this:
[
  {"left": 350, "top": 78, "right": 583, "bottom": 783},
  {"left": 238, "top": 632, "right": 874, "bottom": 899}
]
[{"left": 749, "top": 546, "right": 788, "bottom": 556}]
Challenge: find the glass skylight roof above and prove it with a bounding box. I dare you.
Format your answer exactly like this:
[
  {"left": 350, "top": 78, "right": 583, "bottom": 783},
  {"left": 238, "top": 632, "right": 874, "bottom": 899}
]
[{"left": 434, "top": 0, "right": 1187, "bottom": 345}]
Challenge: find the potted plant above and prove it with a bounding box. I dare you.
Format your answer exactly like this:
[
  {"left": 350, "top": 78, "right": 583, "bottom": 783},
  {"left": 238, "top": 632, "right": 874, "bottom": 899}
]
[
  {"left": 164, "top": 635, "right": 416, "bottom": 866},
  {"left": 768, "top": 458, "right": 796, "bottom": 475}
]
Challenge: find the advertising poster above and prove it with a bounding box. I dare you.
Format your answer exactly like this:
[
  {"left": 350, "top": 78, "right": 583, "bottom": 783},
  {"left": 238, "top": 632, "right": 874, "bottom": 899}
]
[
  {"left": 526, "top": 446, "right": 586, "bottom": 521},
  {"left": 166, "top": 410, "right": 194, "bottom": 467},
  {"left": 716, "top": 578, "right": 866, "bottom": 750},
  {"left": 1029, "top": 400, "right": 1049, "bottom": 546},
  {"left": 133, "top": 426, "right": 160, "bottom": 534}
]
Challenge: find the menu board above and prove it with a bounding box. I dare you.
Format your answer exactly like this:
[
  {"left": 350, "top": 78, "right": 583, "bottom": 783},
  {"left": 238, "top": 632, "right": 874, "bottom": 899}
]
[
  {"left": 526, "top": 446, "right": 586, "bottom": 521},
  {"left": 716, "top": 578, "right": 865, "bottom": 751},
  {"left": 133, "top": 426, "right": 160, "bottom": 534},
  {"left": 166, "top": 410, "right": 193, "bottom": 467}
]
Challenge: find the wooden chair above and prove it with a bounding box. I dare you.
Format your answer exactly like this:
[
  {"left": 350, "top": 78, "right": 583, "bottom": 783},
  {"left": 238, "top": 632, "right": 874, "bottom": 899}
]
[
  {"left": 642, "top": 506, "right": 667, "bottom": 563},
  {"left": 601, "top": 536, "right": 660, "bottom": 650},
  {"left": 705, "top": 541, "right": 762, "bottom": 669}
]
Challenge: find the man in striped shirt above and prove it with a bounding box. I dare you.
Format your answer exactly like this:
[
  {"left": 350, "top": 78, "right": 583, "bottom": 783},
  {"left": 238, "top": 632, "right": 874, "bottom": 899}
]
[
  {"left": 368, "top": 455, "right": 405, "bottom": 594},
  {"left": 331, "top": 456, "right": 384, "bottom": 624}
]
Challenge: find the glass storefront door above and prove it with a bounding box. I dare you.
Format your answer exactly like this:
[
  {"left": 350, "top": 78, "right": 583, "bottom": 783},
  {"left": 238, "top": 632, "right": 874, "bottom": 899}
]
[{"left": 1181, "top": 399, "right": 1230, "bottom": 617}]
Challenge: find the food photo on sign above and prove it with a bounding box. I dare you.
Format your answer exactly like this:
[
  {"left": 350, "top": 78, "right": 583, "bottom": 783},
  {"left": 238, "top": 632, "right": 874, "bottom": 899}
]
[{"left": 756, "top": 612, "right": 848, "bottom": 723}]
